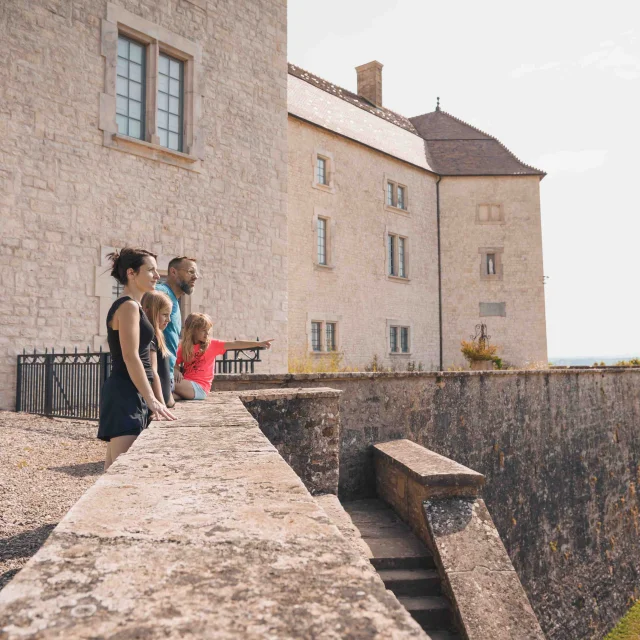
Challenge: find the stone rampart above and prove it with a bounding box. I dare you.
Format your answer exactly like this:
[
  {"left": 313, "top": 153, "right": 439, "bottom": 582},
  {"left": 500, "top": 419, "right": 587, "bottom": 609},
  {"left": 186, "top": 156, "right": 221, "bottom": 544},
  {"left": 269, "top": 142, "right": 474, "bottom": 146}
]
[
  {"left": 214, "top": 369, "right": 640, "bottom": 639},
  {"left": 0, "top": 392, "right": 426, "bottom": 639}
]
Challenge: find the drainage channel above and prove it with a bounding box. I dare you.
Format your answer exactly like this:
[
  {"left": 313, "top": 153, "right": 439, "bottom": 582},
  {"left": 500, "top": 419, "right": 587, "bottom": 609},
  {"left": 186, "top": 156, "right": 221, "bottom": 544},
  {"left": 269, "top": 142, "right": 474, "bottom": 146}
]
[{"left": 343, "top": 499, "right": 460, "bottom": 640}]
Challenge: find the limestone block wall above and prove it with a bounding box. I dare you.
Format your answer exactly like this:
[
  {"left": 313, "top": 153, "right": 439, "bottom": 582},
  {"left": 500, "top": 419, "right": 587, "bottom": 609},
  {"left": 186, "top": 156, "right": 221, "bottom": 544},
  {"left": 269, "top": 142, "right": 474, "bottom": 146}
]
[
  {"left": 0, "top": 0, "right": 288, "bottom": 409},
  {"left": 287, "top": 117, "right": 440, "bottom": 371},
  {"left": 215, "top": 369, "right": 640, "bottom": 640},
  {"left": 439, "top": 175, "right": 547, "bottom": 368}
]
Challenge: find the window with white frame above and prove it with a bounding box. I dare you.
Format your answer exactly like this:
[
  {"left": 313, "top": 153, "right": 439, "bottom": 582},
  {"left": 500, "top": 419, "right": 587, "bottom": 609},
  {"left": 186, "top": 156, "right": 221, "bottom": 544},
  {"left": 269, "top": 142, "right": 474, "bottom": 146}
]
[
  {"left": 388, "top": 234, "right": 408, "bottom": 279},
  {"left": 390, "top": 325, "right": 410, "bottom": 354},
  {"left": 310, "top": 320, "right": 338, "bottom": 352},
  {"left": 317, "top": 217, "right": 327, "bottom": 265},
  {"left": 326, "top": 323, "right": 337, "bottom": 352},
  {"left": 311, "top": 322, "right": 322, "bottom": 352},
  {"left": 386, "top": 180, "right": 408, "bottom": 210},
  {"left": 316, "top": 156, "right": 327, "bottom": 185},
  {"left": 100, "top": 4, "right": 203, "bottom": 169}
]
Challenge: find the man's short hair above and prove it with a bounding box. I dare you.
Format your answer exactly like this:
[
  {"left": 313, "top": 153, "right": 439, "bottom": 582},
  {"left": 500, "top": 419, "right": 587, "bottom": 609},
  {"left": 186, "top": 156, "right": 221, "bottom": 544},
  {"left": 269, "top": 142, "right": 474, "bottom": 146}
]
[{"left": 168, "top": 256, "right": 197, "bottom": 272}]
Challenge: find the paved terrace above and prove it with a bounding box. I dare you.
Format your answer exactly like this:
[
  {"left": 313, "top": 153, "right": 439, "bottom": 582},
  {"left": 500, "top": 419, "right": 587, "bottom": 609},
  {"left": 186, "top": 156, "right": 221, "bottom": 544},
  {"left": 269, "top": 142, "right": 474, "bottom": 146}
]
[{"left": 0, "top": 391, "right": 426, "bottom": 639}]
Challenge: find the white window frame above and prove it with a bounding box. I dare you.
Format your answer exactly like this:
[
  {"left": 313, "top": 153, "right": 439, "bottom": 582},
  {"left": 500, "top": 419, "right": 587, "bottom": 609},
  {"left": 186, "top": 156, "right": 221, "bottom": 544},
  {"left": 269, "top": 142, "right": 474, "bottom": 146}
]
[
  {"left": 387, "top": 232, "right": 409, "bottom": 281},
  {"left": 312, "top": 149, "right": 335, "bottom": 193},
  {"left": 307, "top": 314, "right": 341, "bottom": 354},
  {"left": 387, "top": 319, "right": 412, "bottom": 356},
  {"left": 100, "top": 3, "right": 203, "bottom": 171},
  {"left": 312, "top": 207, "right": 335, "bottom": 269},
  {"left": 384, "top": 175, "right": 409, "bottom": 214}
]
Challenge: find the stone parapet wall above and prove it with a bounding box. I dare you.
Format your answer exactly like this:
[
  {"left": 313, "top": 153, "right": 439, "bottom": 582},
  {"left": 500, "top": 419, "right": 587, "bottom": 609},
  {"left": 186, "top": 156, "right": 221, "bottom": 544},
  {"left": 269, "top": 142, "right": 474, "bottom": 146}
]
[
  {"left": 214, "top": 369, "right": 640, "bottom": 639},
  {"left": 0, "top": 393, "right": 427, "bottom": 639},
  {"left": 238, "top": 388, "right": 341, "bottom": 495}
]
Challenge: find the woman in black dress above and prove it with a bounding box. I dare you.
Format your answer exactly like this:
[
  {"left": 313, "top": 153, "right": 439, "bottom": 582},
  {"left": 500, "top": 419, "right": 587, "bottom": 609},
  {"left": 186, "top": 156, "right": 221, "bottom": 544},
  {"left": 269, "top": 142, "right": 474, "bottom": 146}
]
[{"left": 98, "top": 248, "right": 176, "bottom": 470}]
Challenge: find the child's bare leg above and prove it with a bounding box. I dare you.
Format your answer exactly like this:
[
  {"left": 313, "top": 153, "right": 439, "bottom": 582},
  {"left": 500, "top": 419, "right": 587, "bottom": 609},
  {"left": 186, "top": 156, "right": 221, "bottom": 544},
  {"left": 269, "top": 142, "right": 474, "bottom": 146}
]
[
  {"left": 173, "top": 379, "right": 196, "bottom": 399},
  {"left": 105, "top": 435, "right": 137, "bottom": 471}
]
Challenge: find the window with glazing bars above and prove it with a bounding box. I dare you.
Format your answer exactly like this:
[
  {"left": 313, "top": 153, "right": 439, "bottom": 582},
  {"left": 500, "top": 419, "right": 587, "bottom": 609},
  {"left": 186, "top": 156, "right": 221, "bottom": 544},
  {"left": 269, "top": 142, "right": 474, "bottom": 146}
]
[
  {"left": 317, "top": 217, "right": 327, "bottom": 265},
  {"left": 316, "top": 157, "right": 327, "bottom": 185},
  {"left": 116, "top": 36, "right": 145, "bottom": 139},
  {"left": 112, "top": 281, "right": 124, "bottom": 300},
  {"left": 398, "top": 237, "right": 406, "bottom": 277},
  {"left": 387, "top": 182, "right": 395, "bottom": 206},
  {"left": 390, "top": 326, "right": 398, "bottom": 353},
  {"left": 326, "top": 323, "right": 336, "bottom": 352},
  {"left": 397, "top": 185, "right": 406, "bottom": 210},
  {"left": 400, "top": 327, "right": 409, "bottom": 353},
  {"left": 388, "top": 234, "right": 396, "bottom": 276},
  {"left": 158, "top": 53, "right": 184, "bottom": 152},
  {"left": 311, "top": 322, "right": 322, "bottom": 351}
]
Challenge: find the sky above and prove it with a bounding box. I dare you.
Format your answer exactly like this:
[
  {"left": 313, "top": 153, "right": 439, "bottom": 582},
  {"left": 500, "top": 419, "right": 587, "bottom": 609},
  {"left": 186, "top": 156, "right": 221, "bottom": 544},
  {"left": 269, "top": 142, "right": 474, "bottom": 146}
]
[{"left": 288, "top": 0, "right": 640, "bottom": 358}]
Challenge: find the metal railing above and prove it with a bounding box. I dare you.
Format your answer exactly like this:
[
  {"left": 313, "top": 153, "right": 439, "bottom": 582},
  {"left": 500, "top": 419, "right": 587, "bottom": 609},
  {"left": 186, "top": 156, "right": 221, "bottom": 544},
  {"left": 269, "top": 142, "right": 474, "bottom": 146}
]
[{"left": 16, "top": 345, "right": 263, "bottom": 420}]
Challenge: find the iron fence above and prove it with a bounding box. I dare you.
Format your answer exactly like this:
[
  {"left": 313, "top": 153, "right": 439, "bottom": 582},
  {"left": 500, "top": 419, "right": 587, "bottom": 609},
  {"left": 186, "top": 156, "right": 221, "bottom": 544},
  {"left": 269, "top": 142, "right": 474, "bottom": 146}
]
[{"left": 16, "top": 346, "right": 263, "bottom": 420}]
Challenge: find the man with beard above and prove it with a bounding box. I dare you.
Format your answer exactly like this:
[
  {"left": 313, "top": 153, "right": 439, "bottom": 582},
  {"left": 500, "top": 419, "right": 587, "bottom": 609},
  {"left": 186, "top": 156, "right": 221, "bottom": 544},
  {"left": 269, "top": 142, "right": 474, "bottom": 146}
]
[{"left": 155, "top": 257, "right": 199, "bottom": 405}]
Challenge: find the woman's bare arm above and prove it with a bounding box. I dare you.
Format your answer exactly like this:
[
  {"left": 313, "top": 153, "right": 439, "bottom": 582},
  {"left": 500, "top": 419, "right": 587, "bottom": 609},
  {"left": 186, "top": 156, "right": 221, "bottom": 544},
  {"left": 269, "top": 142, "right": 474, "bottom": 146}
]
[{"left": 223, "top": 339, "right": 274, "bottom": 350}]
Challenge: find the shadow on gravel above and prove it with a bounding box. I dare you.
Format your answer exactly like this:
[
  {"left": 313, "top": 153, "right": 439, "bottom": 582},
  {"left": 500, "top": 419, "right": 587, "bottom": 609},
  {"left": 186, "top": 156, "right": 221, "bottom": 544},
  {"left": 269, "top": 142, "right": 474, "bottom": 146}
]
[
  {"left": 49, "top": 462, "right": 102, "bottom": 477},
  {"left": 0, "top": 568, "right": 20, "bottom": 591},
  {"left": 0, "top": 524, "right": 56, "bottom": 564}
]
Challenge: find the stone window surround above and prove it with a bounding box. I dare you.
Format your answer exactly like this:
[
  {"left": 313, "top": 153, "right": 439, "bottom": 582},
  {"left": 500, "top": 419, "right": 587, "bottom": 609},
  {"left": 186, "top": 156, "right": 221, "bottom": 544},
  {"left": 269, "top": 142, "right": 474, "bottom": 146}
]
[
  {"left": 306, "top": 313, "right": 341, "bottom": 355},
  {"left": 479, "top": 246, "right": 504, "bottom": 280},
  {"left": 312, "top": 207, "right": 336, "bottom": 270},
  {"left": 93, "top": 245, "right": 203, "bottom": 350},
  {"left": 100, "top": 3, "right": 204, "bottom": 172},
  {"left": 476, "top": 203, "right": 505, "bottom": 225},
  {"left": 385, "top": 226, "right": 410, "bottom": 282},
  {"left": 311, "top": 148, "right": 336, "bottom": 193},
  {"left": 383, "top": 174, "right": 409, "bottom": 215},
  {"left": 386, "top": 319, "right": 412, "bottom": 356}
]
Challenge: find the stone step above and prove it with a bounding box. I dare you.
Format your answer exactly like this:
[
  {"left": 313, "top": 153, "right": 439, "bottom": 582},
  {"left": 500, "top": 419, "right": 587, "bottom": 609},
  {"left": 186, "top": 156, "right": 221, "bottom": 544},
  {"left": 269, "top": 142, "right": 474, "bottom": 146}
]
[
  {"left": 378, "top": 568, "right": 441, "bottom": 596},
  {"left": 397, "top": 595, "right": 453, "bottom": 630},
  {"left": 370, "top": 554, "right": 435, "bottom": 571}
]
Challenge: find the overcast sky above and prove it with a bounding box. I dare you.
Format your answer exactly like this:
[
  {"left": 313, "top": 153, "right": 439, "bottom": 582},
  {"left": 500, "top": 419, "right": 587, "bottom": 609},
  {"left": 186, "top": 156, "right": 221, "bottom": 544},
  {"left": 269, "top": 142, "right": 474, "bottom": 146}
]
[{"left": 288, "top": 0, "right": 640, "bottom": 358}]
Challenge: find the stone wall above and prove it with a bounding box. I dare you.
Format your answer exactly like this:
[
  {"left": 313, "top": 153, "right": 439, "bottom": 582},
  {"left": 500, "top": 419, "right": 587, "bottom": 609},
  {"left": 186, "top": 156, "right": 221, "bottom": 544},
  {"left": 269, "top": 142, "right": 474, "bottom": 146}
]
[
  {"left": 287, "top": 116, "right": 440, "bottom": 371},
  {"left": 238, "top": 388, "right": 341, "bottom": 495},
  {"left": 0, "top": 0, "right": 288, "bottom": 409},
  {"left": 440, "top": 176, "right": 548, "bottom": 368},
  {"left": 214, "top": 369, "right": 640, "bottom": 639}
]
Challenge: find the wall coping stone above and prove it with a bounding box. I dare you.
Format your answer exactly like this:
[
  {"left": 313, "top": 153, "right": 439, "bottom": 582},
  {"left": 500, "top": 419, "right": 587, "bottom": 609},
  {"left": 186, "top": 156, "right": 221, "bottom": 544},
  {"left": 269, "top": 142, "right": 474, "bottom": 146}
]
[
  {"left": 374, "top": 439, "right": 485, "bottom": 495},
  {"left": 234, "top": 387, "right": 343, "bottom": 401},
  {"left": 0, "top": 394, "right": 425, "bottom": 639},
  {"left": 215, "top": 368, "right": 640, "bottom": 384}
]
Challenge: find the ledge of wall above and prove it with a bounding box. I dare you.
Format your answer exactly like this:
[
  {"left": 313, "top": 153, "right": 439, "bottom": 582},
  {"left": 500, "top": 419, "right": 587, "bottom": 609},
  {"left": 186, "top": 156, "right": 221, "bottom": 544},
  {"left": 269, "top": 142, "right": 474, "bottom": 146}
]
[
  {"left": 374, "top": 439, "right": 545, "bottom": 640},
  {"left": 0, "top": 394, "right": 426, "bottom": 639}
]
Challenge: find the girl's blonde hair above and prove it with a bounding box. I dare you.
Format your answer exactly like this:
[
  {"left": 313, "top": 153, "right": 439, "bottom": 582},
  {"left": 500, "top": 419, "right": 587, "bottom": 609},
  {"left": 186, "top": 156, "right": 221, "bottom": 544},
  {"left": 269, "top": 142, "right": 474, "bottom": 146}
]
[
  {"left": 182, "top": 312, "right": 213, "bottom": 363},
  {"left": 141, "top": 291, "right": 172, "bottom": 357}
]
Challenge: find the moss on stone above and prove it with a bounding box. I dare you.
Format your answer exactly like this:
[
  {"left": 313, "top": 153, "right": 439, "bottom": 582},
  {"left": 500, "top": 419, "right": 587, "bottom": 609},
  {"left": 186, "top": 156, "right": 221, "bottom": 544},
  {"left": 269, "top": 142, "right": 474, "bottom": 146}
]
[{"left": 604, "top": 600, "right": 640, "bottom": 639}]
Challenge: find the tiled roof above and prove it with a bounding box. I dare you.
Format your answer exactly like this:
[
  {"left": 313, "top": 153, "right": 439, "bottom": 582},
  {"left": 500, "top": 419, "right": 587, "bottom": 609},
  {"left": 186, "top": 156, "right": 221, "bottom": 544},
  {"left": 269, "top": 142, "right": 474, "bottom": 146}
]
[
  {"left": 410, "top": 110, "right": 545, "bottom": 176},
  {"left": 287, "top": 74, "right": 434, "bottom": 172},
  {"left": 287, "top": 63, "right": 544, "bottom": 177},
  {"left": 288, "top": 64, "right": 418, "bottom": 134}
]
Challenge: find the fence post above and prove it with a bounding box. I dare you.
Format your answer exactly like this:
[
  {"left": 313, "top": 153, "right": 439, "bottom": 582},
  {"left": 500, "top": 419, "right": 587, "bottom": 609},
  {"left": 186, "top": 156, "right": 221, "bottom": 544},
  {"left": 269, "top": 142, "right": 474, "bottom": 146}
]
[
  {"left": 15, "top": 354, "right": 23, "bottom": 411},
  {"left": 44, "top": 352, "right": 53, "bottom": 417}
]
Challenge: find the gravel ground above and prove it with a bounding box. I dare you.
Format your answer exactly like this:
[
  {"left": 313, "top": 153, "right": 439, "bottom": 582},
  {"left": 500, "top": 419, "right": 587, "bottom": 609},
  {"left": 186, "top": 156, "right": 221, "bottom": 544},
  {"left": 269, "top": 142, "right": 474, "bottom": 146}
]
[{"left": 0, "top": 411, "right": 104, "bottom": 591}]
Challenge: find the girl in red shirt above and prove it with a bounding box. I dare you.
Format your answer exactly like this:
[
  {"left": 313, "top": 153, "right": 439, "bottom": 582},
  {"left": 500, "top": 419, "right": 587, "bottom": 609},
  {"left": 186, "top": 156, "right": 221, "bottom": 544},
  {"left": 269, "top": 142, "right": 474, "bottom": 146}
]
[{"left": 173, "top": 313, "right": 273, "bottom": 400}]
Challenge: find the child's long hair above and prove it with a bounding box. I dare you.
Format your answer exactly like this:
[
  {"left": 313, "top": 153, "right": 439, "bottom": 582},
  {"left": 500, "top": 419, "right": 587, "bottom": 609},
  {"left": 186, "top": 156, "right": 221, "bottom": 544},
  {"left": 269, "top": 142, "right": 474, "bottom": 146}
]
[
  {"left": 141, "top": 291, "right": 172, "bottom": 357},
  {"left": 182, "top": 313, "right": 213, "bottom": 363}
]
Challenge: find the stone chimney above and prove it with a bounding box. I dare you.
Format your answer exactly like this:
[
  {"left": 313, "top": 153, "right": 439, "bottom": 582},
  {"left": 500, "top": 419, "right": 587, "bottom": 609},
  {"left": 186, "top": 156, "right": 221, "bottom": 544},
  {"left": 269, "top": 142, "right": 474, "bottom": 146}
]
[{"left": 355, "top": 61, "right": 383, "bottom": 107}]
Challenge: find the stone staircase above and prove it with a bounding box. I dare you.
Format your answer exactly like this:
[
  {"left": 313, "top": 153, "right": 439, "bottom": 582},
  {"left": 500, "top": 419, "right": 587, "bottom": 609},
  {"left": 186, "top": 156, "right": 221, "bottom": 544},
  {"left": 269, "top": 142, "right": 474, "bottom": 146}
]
[{"left": 343, "top": 498, "right": 460, "bottom": 640}]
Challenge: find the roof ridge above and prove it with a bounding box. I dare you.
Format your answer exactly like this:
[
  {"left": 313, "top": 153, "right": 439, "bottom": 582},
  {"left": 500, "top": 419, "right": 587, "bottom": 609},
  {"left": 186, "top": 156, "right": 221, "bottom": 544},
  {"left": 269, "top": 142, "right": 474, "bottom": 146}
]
[
  {"left": 435, "top": 109, "right": 546, "bottom": 175},
  {"left": 288, "top": 62, "right": 418, "bottom": 135}
]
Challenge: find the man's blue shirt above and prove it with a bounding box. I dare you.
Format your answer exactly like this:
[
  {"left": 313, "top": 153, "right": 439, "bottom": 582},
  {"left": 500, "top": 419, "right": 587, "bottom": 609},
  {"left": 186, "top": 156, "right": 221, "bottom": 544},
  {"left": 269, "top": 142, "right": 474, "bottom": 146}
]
[{"left": 155, "top": 282, "right": 181, "bottom": 378}]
